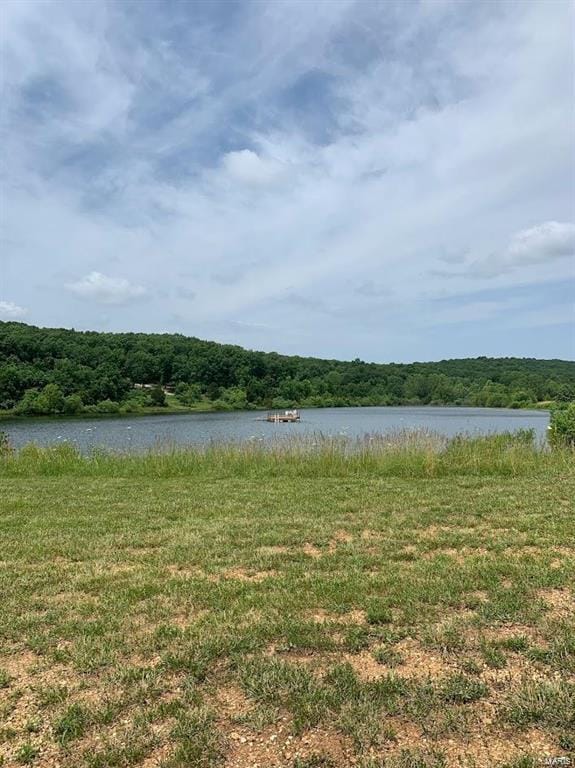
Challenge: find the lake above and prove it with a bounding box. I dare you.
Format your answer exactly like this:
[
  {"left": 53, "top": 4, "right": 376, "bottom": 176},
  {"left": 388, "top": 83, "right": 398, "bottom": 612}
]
[{"left": 1, "top": 406, "right": 549, "bottom": 453}]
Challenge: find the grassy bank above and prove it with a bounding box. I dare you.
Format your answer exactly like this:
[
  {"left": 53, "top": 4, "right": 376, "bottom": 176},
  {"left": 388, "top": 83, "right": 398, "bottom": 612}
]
[
  {"left": 0, "top": 431, "right": 569, "bottom": 480},
  {"left": 0, "top": 395, "right": 223, "bottom": 422},
  {"left": 1, "top": 437, "right": 574, "bottom": 767}
]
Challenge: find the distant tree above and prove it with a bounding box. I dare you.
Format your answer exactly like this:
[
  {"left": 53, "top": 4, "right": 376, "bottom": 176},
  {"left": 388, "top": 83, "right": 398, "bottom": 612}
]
[
  {"left": 36, "top": 383, "right": 65, "bottom": 414},
  {"left": 14, "top": 388, "right": 41, "bottom": 415},
  {"left": 96, "top": 399, "right": 120, "bottom": 413},
  {"left": 1, "top": 321, "right": 574, "bottom": 415},
  {"left": 149, "top": 386, "right": 166, "bottom": 407},
  {"left": 63, "top": 394, "right": 84, "bottom": 415},
  {"left": 548, "top": 403, "right": 575, "bottom": 447},
  {"left": 175, "top": 382, "right": 202, "bottom": 406}
]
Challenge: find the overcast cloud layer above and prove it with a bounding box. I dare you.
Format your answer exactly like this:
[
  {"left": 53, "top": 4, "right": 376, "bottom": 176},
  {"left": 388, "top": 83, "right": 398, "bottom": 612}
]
[{"left": 1, "top": 0, "right": 574, "bottom": 362}]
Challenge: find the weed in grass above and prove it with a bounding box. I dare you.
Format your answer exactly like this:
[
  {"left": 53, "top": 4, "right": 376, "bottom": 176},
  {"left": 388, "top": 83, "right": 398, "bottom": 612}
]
[
  {"left": 0, "top": 727, "right": 17, "bottom": 744},
  {"left": 504, "top": 679, "right": 575, "bottom": 730},
  {"left": 82, "top": 725, "right": 157, "bottom": 768},
  {"left": 559, "top": 730, "right": 575, "bottom": 751},
  {"left": 422, "top": 623, "right": 466, "bottom": 653},
  {"left": 459, "top": 658, "right": 482, "bottom": 675},
  {"left": 480, "top": 641, "right": 508, "bottom": 669},
  {"left": 0, "top": 670, "right": 10, "bottom": 689},
  {"left": 497, "top": 757, "right": 538, "bottom": 768},
  {"left": 338, "top": 699, "right": 392, "bottom": 751},
  {"left": 15, "top": 743, "right": 39, "bottom": 765},
  {"left": 498, "top": 635, "right": 530, "bottom": 652},
  {"left": 168, "top": 708, "right": 223, "bottom": 768},
  {"left": 342, "top": 624, "right": 371, "bottom": 652},
  {"left": 403, "top": 677, "right": 478, "bottom": 737},
  {"left": 480, "top": 588, "right": 541, "bottom": 624},
  {"left": 53, "top": 702, "right": 90, "bottom": 745},
  {"left": 534, "top": 624, "right": 575, "bottom": 673},
  {"left": 368, "top": 674, "right": 408, "bottom": 710},
  {"left": 373, "top": 646, "right": 405, "bottom": 667},
  {"left": 366, "top": 602, "right": 393, "bottom": 626},
  {"left": 235, "top": 702, "right": 279, "bottom": 730},
  {"left": 440, "top": 673, "right": 488, "bottom": 703},
  {"left": 24, "top": 720, "right": 41, "bottom": 734},
  {"left": 34, "top": 684, "right": 68, "bottom": 708},
  {"left": 240, "top": 656, "right": 328, "bottom": 732}
]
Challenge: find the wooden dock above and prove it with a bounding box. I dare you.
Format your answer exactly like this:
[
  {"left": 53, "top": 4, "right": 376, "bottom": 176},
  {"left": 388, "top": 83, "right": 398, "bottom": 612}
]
[{"left": 266, "top": 409, "right": 301, "bottom": 423}]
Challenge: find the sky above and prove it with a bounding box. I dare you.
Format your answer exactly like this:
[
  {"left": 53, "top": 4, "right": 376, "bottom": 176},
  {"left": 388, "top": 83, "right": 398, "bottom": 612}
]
[{"left": 0, "top": 0, "right": 574, "bottom": 363}]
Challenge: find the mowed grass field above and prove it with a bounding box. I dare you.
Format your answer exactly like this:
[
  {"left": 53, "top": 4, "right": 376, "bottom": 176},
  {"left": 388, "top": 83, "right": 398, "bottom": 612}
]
[{"left": 0, "top": 438, "right": 574, "bottom": 768}]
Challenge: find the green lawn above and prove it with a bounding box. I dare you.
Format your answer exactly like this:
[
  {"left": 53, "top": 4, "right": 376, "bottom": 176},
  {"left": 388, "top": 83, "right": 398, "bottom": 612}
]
[{"left": 0, "top": 442, "right": 574, "bottom": 767}]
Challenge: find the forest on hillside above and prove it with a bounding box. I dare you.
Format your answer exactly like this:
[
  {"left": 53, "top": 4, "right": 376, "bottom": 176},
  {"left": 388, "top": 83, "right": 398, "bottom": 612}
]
[{"left": 0, "top": 321, "right": 574, "bottom": 416}]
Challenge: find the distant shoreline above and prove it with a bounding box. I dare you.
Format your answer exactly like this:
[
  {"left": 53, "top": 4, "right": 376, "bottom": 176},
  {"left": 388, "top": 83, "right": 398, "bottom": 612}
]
[{"left": 0, "top": 402, "right": 552, "bottom": 426}]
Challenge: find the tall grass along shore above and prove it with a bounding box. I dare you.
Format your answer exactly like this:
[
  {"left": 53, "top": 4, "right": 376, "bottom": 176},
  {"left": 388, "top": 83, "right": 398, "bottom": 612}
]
[{"left": 1, "top": 433, "right": 574, "bottom": 767}]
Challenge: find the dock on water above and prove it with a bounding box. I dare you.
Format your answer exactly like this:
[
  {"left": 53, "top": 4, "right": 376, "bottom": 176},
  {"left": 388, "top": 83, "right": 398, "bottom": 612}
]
[{"left": 266, "top": 409, "right": 301, "bottom": 423}]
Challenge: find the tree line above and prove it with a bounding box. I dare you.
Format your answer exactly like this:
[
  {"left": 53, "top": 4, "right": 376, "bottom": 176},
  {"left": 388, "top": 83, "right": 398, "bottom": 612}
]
[{"left": 0, "top": 321, "right": 573, "bottom": 416}]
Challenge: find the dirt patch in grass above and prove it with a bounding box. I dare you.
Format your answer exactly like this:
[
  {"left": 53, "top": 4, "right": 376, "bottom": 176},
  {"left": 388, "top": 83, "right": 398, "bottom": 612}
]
[
  {"left": 225, "top": 723, "right": 354, "bottom": 768},
  {"left": 258, "top": 546, "right": 290, "bottom": 556},
  {"left": 361, "top": 529, "right": 384, "bottom": 541},
  {"left": 420, "top": 546, "right": 489, "bottom": 562},
  {"left": 215, "top": 684, "right": 253, "bottom": 720},
  {"left": 170, "top": 609, "right": 210, "bottom": 628},
  {"left": 0, "top": 649, "right": 42, "bottom": 679},
  {"left": 310, "top": 609, "right": 366, "bottom": 625},
  {"left": 343, "top": 650, "right": 388, "bottom": 681},
  {"left": 537, "top": 588, "right": 574, "bottom": 619},
  {"left": 219, "top": 568, "right": 278, "bottom": 583},
  {"left": 328, "top": 530, "right": 354, "bottom": 551},
  {"left": 166, "top": 564, "right": 206, "bottom": 578},
  {"left": 139, "top": 742, "right": 174, "bottom": 767},
  {"left": 465, "top": 589, "right": 489, "bottom": 603},
  {"left": 302, "top": 543, "right": 323, "bottom": 559},
  {"left": 434, "top": 725, "right": 558, "bottom": 768},
  {"left": 394, "top": 638, "right": 453, "bottom": 678},
  {"left": 480, "top": 624, "right": 541, "bottom": 643}
]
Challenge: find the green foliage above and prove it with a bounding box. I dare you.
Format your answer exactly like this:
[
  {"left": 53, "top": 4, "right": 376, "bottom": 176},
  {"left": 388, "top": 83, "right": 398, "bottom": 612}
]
[
  {"left": 439, "top": 674, "right": 488, "bottom": 704},
  {"left": 63, "top": 393, "right": 84, "bottom": 415},
  {"left": 53, "top": 703, "right": 90, "bottom": 745},
  {"left": 15, "top": 743, "right": 39, "bottom": 765},
  {"left": 548, "top": 403, "right": 575, "bottom": 447},
  {"left": 0, "top": 431, "right": 12, "bottom": 455},
  {"left": 174, "top": 382, "right": 202, "bottom": 406},
  {"left": 168, "top": 708, "right": 223, "bottom": 766},
  {"left": 366, "top": 602, "right": 393, "bottom": 626},
  {"left": 1, "top": 321, "right": 573, "bottom": 416},
  {"left": 1, "top": 432, "right": 572, "bottom": 481},
  {"left": 504, "top": 679, "right": 575, "bottom": 729},
  {"left": 149, "top": 386, "right": 166, "bottom": 407}
]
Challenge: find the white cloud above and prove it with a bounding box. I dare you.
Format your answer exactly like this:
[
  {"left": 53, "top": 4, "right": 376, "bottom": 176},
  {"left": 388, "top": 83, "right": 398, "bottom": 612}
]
[
  {"left": 506, "top": 221, "right": 575, "bottom": 264},
  {"left": 1, "top": 0, "right": 574, "bottom": 360},
  {"left": 472, "top": 221, "right": 575, "bottom": 277},
  {"left": 66, "top": 272, "right": 147, "bottom": 305},
  {"left": 0, "top": 300, "right": 27, "bottom": 319},
  {"left": 221, "top": 149, "right": 287, "bottom": 186}
]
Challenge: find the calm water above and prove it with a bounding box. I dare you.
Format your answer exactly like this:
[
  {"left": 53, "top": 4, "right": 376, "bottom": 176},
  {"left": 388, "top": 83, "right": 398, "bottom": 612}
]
[{"left": 2, "top": 407, "right": 549, "bottom": 453}]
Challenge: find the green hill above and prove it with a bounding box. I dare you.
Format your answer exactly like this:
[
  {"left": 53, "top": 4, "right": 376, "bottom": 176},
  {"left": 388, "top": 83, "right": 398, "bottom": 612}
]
[{"left": 0, "top": 321, "right": 573, "bottom": 415}]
